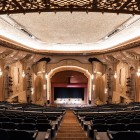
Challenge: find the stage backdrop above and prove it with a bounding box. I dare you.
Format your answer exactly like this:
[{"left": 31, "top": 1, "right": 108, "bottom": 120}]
[{"left": 54, "top": 87, "right": 84, "bottom": 100}]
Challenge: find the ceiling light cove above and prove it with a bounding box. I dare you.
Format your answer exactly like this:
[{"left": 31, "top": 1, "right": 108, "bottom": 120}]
[{"left": 0, "top": 13, "right": 140, "bottom": 53}]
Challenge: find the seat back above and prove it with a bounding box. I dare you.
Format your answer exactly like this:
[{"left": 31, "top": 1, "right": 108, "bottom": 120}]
[
  {"left": 17, "top": 123, "right": 35, "bottom": 131},
  {"left": 24, "top": 118, "right": 36, "bottom": 123},
  {"left": 127, "top": 123, "right": 140, "bottom": 131},
  {"left": 109, "top": 131, "right": 138, "bottom": 140},
  {"left": 2, "top": 122, "right": 17, "bottom": 129},
  {"left": 36, "top": 123, "right": 52, "bottom": 131},
  {"left": 8, "top": 130, "right": 33, "bottom": 140},
  {"left": 108, "top": 123, "right": 127, "bottom": 131},
  {"left": 0, "top": 117, "right": 11, "bottom": 122},
  {"left": 11, "top": 118, "right": 23, "bottom": 123},
  {"left": 93, "top": 124, "right": 108, "bottom": 132},
  {"left": 0, "top": 128, "right": 9, "bottom": 140},
  {"left": 36, "top": 119, "right": 50, "bottom": 123}
]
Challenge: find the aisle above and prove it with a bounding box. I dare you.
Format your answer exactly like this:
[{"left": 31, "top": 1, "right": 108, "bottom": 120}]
[{"left": 53, "top": 110, "right": 90, "bottom": 140}]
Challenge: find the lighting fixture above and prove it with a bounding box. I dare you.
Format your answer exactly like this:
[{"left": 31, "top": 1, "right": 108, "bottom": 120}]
[{"left": 22, "top": 71, "right": 25, "bottom": 77}]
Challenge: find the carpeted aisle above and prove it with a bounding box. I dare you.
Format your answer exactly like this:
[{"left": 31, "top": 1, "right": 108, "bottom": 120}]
[{"left": 53, "top": 110, "right": 90, "bottom": 140}]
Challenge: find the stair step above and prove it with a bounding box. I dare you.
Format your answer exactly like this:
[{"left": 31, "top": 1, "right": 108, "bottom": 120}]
[
  {"left": 63, "top": 124, "right": 80, "bottom": 127},
  {"left": 59, "top": 127, "right": 82, "bottom": 131},
  {"left": 60, "top": 126, "right": 80, "bottom": 128},
  {"left": 54, "top": 138, "right": 89, "bottom": 140},
  {"left": 54, "top": 110, "right": 90, "bottom": 140},
  {"left": 57, "top": 130, "right": 83, "bottom": 133},
  {"left": 57, "top": 133, "right": 86, "bottom": 137}
]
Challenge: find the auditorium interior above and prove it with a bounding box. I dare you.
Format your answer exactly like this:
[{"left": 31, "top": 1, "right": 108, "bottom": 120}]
[{"left": 0, "top": 0, "right": 140, "bottom": 140}]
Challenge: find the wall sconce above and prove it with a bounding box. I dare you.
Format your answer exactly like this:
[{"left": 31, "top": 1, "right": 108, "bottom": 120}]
[
  {"left": 0, "top": 68, "right": 3, "bottom": 77},
  {"left": 43, "top": 84, "right": 47, "bottom": 90},
  {"left": 114, "top": 71, "right": 117, "bottom": 79},
  {"left": 93, "top": 85, "right": 95, "bottom": 91},
  {"left": 105, "top": 88, "right": 108, "bottom": 94},
  {"left": 31, "top": 88, "right": 34, "bottom": 95},
  {"left": 22, "top": 71, "right": 25, "bottom": 77},
  {"left": 137, "top": 66, "right": 140, "bottom": 77},
  {"left": 91, "top": 74, "right": 94, "bottom": 80},
  {"left": 45, "top": 73, "right": 48, "bottom": 79}
]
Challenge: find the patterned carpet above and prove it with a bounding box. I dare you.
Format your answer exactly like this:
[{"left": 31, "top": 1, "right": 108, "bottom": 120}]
[{"left": 53, "top": 110, "right": 90, "bottom": 140}]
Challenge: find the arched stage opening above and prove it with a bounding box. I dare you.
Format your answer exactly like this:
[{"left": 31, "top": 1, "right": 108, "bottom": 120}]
[{"left": 47, "top": 66, "right": 92, "bottom": 107}]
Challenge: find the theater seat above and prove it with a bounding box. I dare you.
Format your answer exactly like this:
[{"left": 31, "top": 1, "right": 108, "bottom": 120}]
[
  {"left": 17, "top": 123, "right": 36, "bottom": 131},
  {"left": 36, "top": 123, "right": 56, "bottom": 137},
  {"left": 108, "top": 123, "right": 127, "bottom": 131},
  {"left": 8, "top": 130, "right": 37, "bottom": 140},
  {"left": 127, "top": 123, "right": 140, "bottom": 131},
  {"left": 36, "top": 119, "right": 50, "bottom": 123},
  {"left": 107, "top": 131, "right": 140, "bottom": 140},
  {"left": 0, "top": 128, "right": 9, "bottom": 140},
  {"left": 35, "top": 123, "right": 52, "bottom": 131},
  {"left": 2, "top": 122, "right": 17, "bottom": 129}
]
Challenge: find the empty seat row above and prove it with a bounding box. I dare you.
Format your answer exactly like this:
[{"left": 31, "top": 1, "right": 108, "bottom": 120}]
[
  {"left": 87, "top": 123, "right": 140, "bottom": 138},
  {"left": 0, "top": 122, "right": 56, "bottom": 137},
  {"left": 0, "top": 117, "right": 58, "bottom": 123},
  {"left": 107, "top": 130, "right": 140, "bottom": 140},
  {"left": 0, "top": 128, "right": 38, "bottom": 140},
  {"left": 91, "top": 118, "right": 140, "bottom": 124}
]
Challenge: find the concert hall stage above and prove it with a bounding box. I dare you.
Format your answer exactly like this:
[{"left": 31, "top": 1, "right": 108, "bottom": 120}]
[{"left": 53, "top": 98, "right": 87, "bottom": 107}]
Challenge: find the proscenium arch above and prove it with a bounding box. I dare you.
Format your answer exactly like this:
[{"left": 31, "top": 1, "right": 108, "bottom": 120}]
[{"left": 46, "top": 66, "right": 92, "bottom": 104}]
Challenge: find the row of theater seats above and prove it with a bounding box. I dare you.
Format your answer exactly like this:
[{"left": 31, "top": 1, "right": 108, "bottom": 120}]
[
  {"left": 0, "top": 122, "right": 55, "bottom": 137},
  {"left": 106, "top": 130, "right": 140, "bottom": 140},
  {"left": 88, "top": 123, "right": 140, "bottom": 138},
  {"left": 0, "top": 106, "right": 65, "bottom": 140},
  {"left": 0, "top": 102, "right": 66, "bottom": 113},
  {"left": 74, "top": 104, "right": 140, "bottom": 140},
  {"left": 0, "top": 112, "right": 62, "bottom": 119},
  {"left": 74, "top": 102, "right": 140, "bottom": 113},
  {"left": 0, "top": 128, "right": 38, "bottom": 140}
]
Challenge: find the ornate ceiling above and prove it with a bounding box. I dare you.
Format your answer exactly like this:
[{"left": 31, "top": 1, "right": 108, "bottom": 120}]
[
  {"left": 1, "top": 13, "right": 140, "bottom": 53},
  {"left": 10, "top": 12, "right": 130, "bottom": 44},
  {"left": 0, "top": 1, "right": 139, "bottom": 53}
]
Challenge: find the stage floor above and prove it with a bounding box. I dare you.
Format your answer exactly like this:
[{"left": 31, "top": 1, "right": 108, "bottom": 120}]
[{"left": 54, "top": 103, "right": 89, "bottom": 107}]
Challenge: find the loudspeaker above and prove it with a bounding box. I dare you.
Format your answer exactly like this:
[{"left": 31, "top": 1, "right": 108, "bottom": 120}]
[
  {"left": 89, "top": 100, "right": 91, "bottom": 104},
  {"left": 47, "top": 100, "right": 50, "bottom": 104}
]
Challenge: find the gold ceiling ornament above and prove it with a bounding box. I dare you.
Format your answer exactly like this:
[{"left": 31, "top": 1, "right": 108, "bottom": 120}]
[
  {"left": 0, "top": 0, "right": 139, "bottom": 14},
  {"left": 50, "top": 0, "right": 92, "bottom": 7}
]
